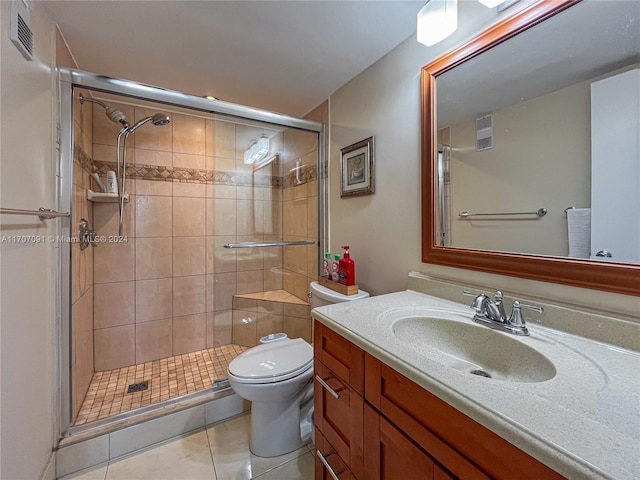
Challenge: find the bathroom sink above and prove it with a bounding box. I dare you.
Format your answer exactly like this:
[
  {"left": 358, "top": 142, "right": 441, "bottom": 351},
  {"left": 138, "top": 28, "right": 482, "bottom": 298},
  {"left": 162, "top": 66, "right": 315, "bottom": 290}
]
[{"left": 392, "top": 316, "right": 556, "bottom": 383}]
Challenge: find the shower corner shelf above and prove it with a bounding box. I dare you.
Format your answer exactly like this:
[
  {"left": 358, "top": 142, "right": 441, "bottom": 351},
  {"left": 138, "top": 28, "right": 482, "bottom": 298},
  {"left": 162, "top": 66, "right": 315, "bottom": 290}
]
[{"left": 87, "top": 190, "right": 129, "bottom": 203}]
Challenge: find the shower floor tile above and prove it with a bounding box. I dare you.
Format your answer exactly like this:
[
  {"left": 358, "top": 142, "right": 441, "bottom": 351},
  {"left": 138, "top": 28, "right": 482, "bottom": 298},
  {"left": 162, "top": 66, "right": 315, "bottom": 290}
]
[{"left": 74, "top": 344, "right": 248, "bottom": 426}]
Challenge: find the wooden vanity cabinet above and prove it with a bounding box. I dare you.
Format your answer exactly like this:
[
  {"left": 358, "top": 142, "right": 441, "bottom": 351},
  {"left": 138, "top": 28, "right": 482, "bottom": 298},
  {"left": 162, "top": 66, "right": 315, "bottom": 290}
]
[{"left": 313, "top": 321, "right": 565, "bottom": 480}]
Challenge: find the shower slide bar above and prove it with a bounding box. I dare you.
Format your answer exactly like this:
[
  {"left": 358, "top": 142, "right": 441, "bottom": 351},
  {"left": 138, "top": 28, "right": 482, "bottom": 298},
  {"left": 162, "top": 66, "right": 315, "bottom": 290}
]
[
  {"left": 459, "top": 208, "right": 547, "bottom": 218},
  {"left": 224, "top": 240, "right": 316, "bottom": 249},
  {"left": 0, "top": 207, "right": 70, "bottom": 221}
]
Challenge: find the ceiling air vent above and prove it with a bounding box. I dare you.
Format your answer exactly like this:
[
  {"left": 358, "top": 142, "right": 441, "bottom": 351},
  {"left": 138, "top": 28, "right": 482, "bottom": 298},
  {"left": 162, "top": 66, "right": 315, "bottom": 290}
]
[
  {"left": 476, "top": 113, "right": 494, "bottom": 151},
  {"left": 11, "top": 0, "right": 34, "bottom": 61}
]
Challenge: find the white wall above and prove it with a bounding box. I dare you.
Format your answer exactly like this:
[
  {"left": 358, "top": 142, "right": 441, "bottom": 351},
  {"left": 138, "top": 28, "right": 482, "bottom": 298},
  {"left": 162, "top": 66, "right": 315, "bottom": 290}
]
[
  {"left": 0, "top": 2, "right": 58, "bottom": 479},
  {"left": 329, "top": 2, "right": 500, "bottom": 296},
  {"left": 328, "top": 2, "right": 638, "bottom": 318}
]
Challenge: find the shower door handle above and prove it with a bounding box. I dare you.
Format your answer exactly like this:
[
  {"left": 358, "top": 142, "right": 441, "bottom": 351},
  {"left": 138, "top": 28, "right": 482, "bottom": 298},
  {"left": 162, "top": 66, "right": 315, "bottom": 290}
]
[{"left": 224, "top": 240, "right": 315, "bottom": 248}]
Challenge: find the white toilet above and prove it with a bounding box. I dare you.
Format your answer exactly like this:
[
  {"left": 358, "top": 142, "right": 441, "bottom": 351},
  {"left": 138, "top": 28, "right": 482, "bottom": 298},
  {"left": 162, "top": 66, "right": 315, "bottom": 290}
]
[
  {"left": 227, "top": 337, "right": 314, "bottom": 457},
  {"left": 227, "top": 283, "right": 369, "bottom": 458}
]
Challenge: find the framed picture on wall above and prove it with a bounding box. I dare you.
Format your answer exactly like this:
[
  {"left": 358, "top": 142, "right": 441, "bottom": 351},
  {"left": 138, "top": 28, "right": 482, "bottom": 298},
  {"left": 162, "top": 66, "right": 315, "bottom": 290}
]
[{"left": 340, "top": 136, "right": 375, "bottom": 198}]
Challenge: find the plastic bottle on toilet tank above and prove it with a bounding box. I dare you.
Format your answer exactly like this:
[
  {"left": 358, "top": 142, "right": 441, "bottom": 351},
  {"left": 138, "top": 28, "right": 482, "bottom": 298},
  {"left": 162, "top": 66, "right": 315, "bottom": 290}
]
[
  {"left": 338, "top": 245, "right": 356, "bottom": 286},
  {"left": 322, "top": 252, "right": 331, "bottom": 278},
  {"left": 331, "top": 254, "right": 341, "bottom": 282}
]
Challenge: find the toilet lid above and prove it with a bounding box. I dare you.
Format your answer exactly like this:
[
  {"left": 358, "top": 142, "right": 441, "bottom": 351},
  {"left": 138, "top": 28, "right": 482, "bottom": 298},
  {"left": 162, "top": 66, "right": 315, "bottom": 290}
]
[{"left": 228, "top": 338, "right": 313, "bottom": 382}]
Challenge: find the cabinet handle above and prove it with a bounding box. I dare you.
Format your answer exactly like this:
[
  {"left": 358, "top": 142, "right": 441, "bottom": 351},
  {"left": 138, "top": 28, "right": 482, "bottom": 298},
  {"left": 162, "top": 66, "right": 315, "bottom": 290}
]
[
  {"left": 316, "top": 450, "right": 341, "bottom": 480},
  {"left": 315, "top": 375, "right": 340, "bottom": 399}
]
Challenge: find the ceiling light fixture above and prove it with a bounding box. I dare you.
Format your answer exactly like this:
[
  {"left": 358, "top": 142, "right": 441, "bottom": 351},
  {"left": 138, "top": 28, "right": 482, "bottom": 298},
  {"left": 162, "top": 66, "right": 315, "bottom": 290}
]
[
  {"left": 478, "top": 0, "right": 506, "bottom": 7},
  {"left": 417, "top": 0, "right": 458, "bottom": 47},
  {"left": 243, "top": 135, "right": 270, "bottom": 165}
]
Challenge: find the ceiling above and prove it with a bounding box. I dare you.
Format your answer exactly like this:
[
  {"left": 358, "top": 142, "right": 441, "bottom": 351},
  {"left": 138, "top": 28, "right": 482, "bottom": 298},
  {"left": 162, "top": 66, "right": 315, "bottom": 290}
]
[{"left": 44, "top": 0, "right": 425, "bottom": 117}]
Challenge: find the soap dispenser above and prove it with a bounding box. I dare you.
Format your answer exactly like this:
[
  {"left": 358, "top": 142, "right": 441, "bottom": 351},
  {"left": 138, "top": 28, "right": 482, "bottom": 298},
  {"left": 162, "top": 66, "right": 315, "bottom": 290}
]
[{"left": 338, "top": 245, "right": 356, "bottom": 286}]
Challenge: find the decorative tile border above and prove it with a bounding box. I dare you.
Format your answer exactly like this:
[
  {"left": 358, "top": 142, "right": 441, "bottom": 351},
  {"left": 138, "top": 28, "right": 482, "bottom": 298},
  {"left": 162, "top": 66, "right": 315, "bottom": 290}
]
[
  {"left": 74, "top": 144, "right": 95, "bottom": 174},
  {"left": 92, "top": 160, "right": 319, "bottom": 189},
  {"left": 93, "top": 161, "right": 282, "bottom": 188},
  {"left": 84, "top": 155, "right": 319, "bottom": 189}
]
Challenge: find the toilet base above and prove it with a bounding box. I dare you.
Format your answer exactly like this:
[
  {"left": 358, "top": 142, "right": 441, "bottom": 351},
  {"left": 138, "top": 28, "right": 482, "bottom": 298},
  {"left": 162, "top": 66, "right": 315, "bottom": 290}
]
[{"left": 249, "top": 382, "right": 314, "bottom": 457}]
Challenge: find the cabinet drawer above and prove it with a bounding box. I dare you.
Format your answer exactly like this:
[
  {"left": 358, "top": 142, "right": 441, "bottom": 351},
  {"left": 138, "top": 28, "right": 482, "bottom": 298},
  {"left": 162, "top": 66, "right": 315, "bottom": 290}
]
[
  {"left": 315, "top": 427, "right": 355, "bottom": 480},
  {"left": 365, "top": 354, "right": 565, "bottom": 480},
  {"left": 314, "top": 359, "right": 364, "bottom": 479},
  {"left": 314, "top": 321, "right": 365, "bottom": 394}
]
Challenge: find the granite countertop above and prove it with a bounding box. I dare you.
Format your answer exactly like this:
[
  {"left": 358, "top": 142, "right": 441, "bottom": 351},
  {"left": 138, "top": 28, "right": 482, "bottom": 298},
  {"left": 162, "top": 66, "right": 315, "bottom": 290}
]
[{"left": 311, "top": 290, "right": 640, "bottom": 480}]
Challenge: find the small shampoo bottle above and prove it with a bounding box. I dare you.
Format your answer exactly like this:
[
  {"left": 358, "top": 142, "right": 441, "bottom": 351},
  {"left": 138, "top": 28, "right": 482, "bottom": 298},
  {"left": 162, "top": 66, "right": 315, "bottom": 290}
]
[
  {"left": 322, "top": 252, "right": 331, "bottom": 278},
  {"left": 331, "top": 254, "right": 341, "bottom": 282}
]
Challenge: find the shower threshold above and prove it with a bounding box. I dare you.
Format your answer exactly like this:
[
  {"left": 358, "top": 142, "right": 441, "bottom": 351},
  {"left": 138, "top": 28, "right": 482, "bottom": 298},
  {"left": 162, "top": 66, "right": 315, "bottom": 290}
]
[{"left": 71, "top": 344, "right": 247, "bottom": 434}]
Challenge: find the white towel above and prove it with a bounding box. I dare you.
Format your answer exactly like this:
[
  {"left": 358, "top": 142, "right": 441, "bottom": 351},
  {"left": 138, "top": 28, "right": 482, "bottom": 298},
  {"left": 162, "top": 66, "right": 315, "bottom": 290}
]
[{"left": 567, "top": 208, "right": 591, "bottom": 258}]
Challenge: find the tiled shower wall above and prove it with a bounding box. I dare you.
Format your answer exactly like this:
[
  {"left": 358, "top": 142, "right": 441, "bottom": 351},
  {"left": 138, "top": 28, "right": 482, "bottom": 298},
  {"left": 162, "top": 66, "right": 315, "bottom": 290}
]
[
  {"left": 71, "top": 92, "right": 95, "bottom": 419},
  {"left": 90, "top": 101, "right": 319, "bottom": 371}
]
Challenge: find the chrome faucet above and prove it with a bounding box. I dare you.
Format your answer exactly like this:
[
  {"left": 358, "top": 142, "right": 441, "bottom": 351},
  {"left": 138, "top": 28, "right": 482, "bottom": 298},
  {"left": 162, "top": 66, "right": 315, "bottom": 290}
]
[{"left": 463, "top": 290, "right": 543, "bottom": 336}]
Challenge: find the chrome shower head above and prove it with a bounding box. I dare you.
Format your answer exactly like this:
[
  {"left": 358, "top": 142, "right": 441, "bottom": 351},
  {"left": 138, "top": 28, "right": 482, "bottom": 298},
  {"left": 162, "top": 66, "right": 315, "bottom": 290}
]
[
  {"left": 151, "top": 113, "right": 170, "bottom": 126},
  {"left": 127, "top": 113, "right": 171, "bottom": 134},
  {"left": 79, "top": 93, "right": 129, "bottom": 128}
]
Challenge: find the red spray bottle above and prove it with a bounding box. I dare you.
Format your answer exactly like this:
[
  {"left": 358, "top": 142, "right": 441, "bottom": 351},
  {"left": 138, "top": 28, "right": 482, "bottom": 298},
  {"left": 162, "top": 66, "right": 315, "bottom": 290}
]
[{"left": 338, "top": 245, "right": 356, "bottom": 286}]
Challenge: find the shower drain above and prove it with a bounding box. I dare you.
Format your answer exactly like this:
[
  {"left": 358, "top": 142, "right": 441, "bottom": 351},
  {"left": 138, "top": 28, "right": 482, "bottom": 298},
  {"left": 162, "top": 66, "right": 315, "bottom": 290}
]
[
  {"left": 470, "top": 369, "right": 492, "bottom": 378},
  {"left": 127, "top": 381, "right": 149, "bottom": 393}
]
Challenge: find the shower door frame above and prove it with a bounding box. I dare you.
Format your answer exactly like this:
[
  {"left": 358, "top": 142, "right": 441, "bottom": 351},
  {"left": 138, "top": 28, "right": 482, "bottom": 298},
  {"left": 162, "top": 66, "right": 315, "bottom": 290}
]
[{"left": 57, "top": 68, "right": 326, "bottom": 437}]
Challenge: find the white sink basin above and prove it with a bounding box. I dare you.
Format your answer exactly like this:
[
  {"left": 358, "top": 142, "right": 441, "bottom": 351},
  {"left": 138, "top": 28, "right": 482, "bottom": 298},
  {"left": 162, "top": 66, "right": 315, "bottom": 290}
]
[{"left": 392, "top": 316, "right": 556, "bottom": 383}]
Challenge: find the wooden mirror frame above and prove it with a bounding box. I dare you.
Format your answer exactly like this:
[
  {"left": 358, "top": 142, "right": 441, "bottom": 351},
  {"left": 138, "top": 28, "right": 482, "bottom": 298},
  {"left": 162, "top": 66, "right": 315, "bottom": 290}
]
[{"left": 421, "top": 0, "right": 640, "bottom": 296}]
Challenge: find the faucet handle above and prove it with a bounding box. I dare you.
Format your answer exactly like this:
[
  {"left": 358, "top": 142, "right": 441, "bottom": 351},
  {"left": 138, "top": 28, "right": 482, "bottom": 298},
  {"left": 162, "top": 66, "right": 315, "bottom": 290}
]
[{"left": 509, "top": 301, "right": 543, "bottom": 328}]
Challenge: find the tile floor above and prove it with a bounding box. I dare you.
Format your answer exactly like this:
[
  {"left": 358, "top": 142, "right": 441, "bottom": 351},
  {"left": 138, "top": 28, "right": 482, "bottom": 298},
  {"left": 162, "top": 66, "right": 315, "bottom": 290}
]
[
  {"left": 65, "top": 413, "right": 314, "bottom": 480},
  {"left": 75, "top": 344, "right": 248, "bottom": 425}
]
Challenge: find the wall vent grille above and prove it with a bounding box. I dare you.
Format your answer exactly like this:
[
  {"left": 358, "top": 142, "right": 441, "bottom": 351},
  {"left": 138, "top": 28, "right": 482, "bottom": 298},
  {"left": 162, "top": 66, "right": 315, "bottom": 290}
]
[
  {"left": 11, "top": 1, "right": 34, "bottom": 61},
  {"left": 476, "top": 113, "right": 494, "bottom": 151}
]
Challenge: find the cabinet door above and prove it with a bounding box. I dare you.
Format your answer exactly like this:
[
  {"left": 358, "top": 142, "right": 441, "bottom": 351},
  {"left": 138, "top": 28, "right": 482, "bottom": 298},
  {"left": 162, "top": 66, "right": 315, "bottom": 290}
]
[
  {"left": 314, "top": 359, "right": 364, "bottom": 478},
  {"left": 315, "top": 427, "right": 355, "bottom": 480},
  {"left": 364, "top": 404, "right": 454, "bottom": 480}
]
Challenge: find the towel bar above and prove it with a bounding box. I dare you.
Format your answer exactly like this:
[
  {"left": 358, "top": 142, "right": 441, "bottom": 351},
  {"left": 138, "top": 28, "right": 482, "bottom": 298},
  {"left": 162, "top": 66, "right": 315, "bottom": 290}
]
[
  {"left": 459, "top": 208, "right": 547, "bottom": 218},
  {"left": 0, "top": 207, "right": 70, "bottom": 221}
]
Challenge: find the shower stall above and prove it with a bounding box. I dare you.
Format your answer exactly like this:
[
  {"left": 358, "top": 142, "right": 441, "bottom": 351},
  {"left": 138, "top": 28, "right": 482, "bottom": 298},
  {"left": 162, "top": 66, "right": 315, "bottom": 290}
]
[{"left": 58, "top": 69, "right": 325, "bottom": 436}]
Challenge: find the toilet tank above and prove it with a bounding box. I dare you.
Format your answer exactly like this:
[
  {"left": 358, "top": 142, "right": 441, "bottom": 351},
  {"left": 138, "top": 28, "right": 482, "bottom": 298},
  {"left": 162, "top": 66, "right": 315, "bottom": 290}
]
[{"left": 309, "top": 281, "right": 369, "bottom": 309}]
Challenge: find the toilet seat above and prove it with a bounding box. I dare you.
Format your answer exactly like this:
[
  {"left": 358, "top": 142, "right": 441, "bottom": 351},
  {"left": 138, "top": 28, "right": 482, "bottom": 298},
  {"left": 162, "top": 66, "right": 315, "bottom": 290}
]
[{"left": 228, "top": 338, "right": 313, "bottom": 384}]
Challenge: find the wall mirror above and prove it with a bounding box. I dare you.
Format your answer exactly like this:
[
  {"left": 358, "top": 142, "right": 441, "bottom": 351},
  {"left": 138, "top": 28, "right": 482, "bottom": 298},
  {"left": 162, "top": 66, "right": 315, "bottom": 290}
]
[{"left": 421, "top": 0, "right": 640, "bottom": 295}]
